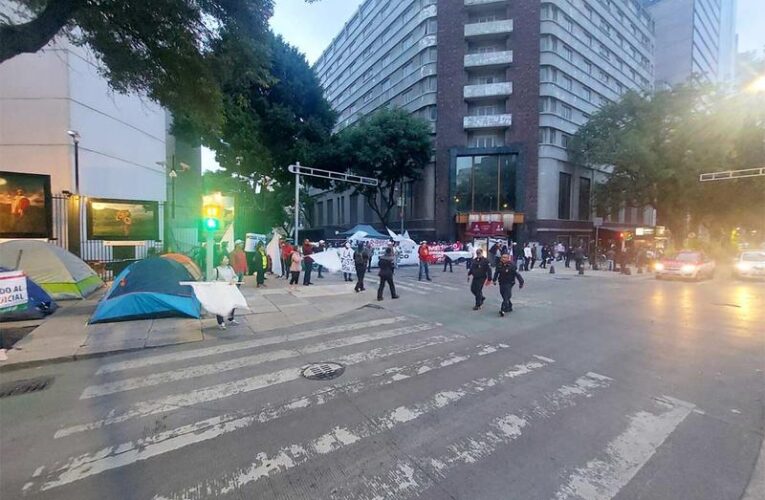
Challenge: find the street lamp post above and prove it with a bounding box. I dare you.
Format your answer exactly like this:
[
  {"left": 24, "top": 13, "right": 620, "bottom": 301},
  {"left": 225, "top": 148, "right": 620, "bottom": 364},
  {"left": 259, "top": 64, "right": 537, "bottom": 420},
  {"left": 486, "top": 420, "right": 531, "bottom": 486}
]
[
  {"left": 66, "top": 130, "right": 80, "bottom": 193},
  {"left": 65, "top": 130, "right": 81, "bottom": 257}
]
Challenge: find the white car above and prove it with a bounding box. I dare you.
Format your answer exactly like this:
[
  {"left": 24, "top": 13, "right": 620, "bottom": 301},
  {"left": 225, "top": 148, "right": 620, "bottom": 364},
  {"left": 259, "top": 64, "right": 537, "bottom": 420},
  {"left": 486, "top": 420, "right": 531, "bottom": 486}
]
[
  {"left": 733, "top": 251, "right": 765, "bottom": 280},
  {"left": 654, "top": 251, "right": 716, "bottom": 281}
]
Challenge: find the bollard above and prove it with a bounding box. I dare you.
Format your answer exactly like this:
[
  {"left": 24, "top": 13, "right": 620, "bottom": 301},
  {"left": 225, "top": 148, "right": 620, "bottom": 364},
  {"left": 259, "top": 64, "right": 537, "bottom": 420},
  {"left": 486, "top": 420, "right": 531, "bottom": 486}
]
[{"left": 549, "top": 265, "right": 555, "bottom": 274}]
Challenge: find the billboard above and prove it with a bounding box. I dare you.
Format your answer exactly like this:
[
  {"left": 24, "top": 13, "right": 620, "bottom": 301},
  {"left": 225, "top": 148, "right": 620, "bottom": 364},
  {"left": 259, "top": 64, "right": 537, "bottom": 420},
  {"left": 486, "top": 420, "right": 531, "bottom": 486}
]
[
  {"left": 87, "top": 198, "right": 159, "bottom": 241},
  {"left": 0, "top": 171, "right": 52, "bottom": 239}
]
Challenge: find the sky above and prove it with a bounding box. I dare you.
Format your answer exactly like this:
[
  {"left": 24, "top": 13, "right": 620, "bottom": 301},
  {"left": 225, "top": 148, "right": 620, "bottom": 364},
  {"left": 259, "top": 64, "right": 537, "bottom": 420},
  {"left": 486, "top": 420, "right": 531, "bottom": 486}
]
[{"left": 202, "top": 0, "right": 764, "bottom": 171}]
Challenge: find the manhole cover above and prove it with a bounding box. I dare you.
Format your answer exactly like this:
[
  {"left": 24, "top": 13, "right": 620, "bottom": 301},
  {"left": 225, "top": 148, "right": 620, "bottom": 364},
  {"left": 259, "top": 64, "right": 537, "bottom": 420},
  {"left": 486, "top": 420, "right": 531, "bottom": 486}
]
[
  {"left": 301, "top": 362, "right": 345, "bottom": 381},
  {"left": 0, "top": 376, "right": 54, "bottom": 399}
]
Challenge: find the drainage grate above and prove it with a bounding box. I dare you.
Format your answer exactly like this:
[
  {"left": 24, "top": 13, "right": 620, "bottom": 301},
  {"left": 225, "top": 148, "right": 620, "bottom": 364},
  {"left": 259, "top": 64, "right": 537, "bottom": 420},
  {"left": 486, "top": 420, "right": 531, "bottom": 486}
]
[
  {"left": 0, "top": 376, "right": 54, "bottom": 399},
  {"left": 301, "top": 362, "right": 345, "bottom": 381}
]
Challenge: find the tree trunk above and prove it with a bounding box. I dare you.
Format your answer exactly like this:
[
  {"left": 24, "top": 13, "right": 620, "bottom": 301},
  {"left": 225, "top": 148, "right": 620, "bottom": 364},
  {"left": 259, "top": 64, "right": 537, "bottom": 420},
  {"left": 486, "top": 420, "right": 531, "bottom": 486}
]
[{"left": 0, "top": 0, "right": 84, "bottom": 64}]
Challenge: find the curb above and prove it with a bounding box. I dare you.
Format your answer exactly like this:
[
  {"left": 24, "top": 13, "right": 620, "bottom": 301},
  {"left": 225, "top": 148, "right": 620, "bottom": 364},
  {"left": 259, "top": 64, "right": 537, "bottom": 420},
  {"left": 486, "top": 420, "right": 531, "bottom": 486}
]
[{"left": 743, "top": 432, "right": 765, "bottom": 500}]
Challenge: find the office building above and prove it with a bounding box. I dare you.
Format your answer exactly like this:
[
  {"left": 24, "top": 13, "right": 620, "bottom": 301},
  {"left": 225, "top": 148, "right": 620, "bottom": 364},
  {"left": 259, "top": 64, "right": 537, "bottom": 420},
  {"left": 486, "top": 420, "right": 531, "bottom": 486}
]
[{"left": 311, "top": 0, "right": 656, "bottom": 244}]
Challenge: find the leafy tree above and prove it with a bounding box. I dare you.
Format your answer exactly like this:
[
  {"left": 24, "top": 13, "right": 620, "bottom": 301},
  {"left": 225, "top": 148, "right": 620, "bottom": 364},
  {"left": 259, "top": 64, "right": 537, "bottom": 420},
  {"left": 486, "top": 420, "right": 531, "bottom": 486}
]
[
  {"left": 314, "top": 108, "right": 432, "bottom": 227},
  {"left": 0, "top": 0, "right": 274, "bottom": 129}
]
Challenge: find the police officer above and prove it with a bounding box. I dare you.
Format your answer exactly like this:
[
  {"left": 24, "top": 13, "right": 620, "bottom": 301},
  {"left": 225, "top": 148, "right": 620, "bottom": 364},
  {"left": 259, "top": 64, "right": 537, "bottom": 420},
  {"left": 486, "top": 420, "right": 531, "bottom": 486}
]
[
  {"left": 467, "top": 248, "right": 492, "bottom": 310},
  {"left": 493, "top": 253, "right": 525, "bottom": 317}
]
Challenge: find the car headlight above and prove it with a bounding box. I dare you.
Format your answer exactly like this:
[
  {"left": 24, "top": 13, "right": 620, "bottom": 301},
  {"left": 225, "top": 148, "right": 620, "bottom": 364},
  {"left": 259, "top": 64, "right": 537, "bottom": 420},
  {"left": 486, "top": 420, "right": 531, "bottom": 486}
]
[
  {"left": 654, "top": 263, "right": 664, "bottom": 271},
  {"left": 736, "top": 262, "right": 752, "bottom": 272},
  {"left": 680, "top": 264, "right": 696, "bottom": 274}
]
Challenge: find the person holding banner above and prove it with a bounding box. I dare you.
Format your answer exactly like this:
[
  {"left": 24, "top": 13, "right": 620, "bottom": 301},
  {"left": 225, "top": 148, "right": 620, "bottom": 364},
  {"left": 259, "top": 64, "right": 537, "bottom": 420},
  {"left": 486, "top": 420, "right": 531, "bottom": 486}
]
[
  {"left": 214, "top": 255, "right": 240, "bottom": 329},
  {"left": 341, "top": 242, "right": 354, "bottom": 282},
  {"left": 467, "top": 248, "right": 492, "bottom": 310}
]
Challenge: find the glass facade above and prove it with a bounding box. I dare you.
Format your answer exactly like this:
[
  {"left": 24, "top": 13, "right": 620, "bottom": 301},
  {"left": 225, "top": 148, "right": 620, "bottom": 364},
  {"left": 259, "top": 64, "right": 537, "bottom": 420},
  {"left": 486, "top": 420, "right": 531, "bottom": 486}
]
[
  {"left": 452, "top": 154, "right": 519, "bottom": 213},
  {"left": 558, "top": 172, "right": 572, "bottom": 220}
]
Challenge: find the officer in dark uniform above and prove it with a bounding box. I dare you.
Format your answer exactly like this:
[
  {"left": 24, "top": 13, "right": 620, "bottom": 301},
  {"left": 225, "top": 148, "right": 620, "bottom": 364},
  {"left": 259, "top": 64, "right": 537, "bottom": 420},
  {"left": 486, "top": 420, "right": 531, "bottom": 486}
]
[
  {"left": 467, "top": 248, "right": 492, "bottom": 310},
  {"left": 493, "top": 253, "right": 525, "bottom": 316}
]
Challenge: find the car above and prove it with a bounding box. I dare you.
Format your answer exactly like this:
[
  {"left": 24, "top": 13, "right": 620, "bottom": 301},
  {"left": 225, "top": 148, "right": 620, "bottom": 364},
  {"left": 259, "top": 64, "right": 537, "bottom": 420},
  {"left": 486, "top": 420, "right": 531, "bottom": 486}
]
[
  {"left": 732, "top": 251, "right": 765, "bottom": 280},
  {"left": 654, "top": 251, "right": 716, "bottom": 281}
]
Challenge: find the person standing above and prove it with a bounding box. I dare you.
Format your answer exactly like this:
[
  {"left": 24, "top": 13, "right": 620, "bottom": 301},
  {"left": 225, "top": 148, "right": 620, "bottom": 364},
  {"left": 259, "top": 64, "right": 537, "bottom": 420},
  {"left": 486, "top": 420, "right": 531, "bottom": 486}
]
[
  {"left": 229, "top": 239, "right": 248, "bottom": 286},
  {"left": 523, "top": 244, "right": 533, "bottom": 272},
  {"left": 316, "top": 240, "right": 326, "bottom": 279},
  {"left": 530, "top": 244, "right": 538, "bottom": 270},
  {"left": 213, "top": 255, "right": 239, "bottom": 330},
  {"left": 467, "top": 248, "right": 492, "bottom": 310},
  {"left": 418, "top": 241, "right": 432, "bottom": 281},
  {"left": 341, "top": 242, "right": 355, "bottom": 282},
  {"left": 354, "top": 243, "right": 367, "bottom": 292},
  {"left": 564, "top": 244, "right": 572, "bottom": 268},
  {"left": 280, "top": 240, "right": 293, "bottom": 279},
  {"left": 302, "top": 239, "right": 314, "bottom": 285},
  {"left": 252, "top": 242, "right": 268, "bottom": 288},
  {"left": 606, "top": 246, "right": 616, "bottom": 272},
  {"left": 443, "top": 243, "right": 454, "bottom": 272},
  {"left": 377, "top": 247, "right": 399, "bottom": 301},
  {"left": 288, "top": 247, "right": 302, "bottom": 290},
  {"left": 366, "top": 242, "right": 373, "bottom": 272},
  {"left": 574, "top": 243, "right": 585, "bottom": 273},
  {"left": 540, "top": 245, "right": 548, "bottom": 269},
  {"left": 493, "top": 253, "right": 525, "bottom": 316}
]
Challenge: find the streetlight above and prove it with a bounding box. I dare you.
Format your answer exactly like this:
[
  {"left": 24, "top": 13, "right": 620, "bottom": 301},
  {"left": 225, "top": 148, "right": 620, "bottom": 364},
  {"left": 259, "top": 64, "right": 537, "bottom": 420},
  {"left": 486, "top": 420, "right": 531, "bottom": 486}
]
[
  {"left": 66, "top": 130, "right": 80, "bottom": 193},
  {"left": 157, "top": 159, "right": 179, "bottom": 219}
]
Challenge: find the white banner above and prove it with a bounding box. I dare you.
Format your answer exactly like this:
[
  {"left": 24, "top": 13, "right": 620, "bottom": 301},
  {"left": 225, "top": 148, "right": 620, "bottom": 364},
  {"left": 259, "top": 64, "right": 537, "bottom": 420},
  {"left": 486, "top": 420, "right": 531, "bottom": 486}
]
[
  {"left": 181, "top": 281, "right": 249, "bottom": 317},
  {"left": 0, "top": 271, "right": 28, "bottom": 312}
]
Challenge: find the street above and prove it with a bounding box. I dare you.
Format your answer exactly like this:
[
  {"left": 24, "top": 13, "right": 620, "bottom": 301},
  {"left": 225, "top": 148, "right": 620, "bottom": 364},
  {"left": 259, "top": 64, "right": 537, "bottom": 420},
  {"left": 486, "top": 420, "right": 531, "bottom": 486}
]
[{"left": 1, "top": 266, "right": 763, "bottom": 500}]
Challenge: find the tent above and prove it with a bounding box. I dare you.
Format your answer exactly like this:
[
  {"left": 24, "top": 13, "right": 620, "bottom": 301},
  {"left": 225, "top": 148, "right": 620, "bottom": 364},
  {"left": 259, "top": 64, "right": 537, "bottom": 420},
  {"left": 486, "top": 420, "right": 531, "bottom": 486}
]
[
  {"left": 338, "top": 224, "right": 389, "bottom": 239},
  {"left": 90, "top": 258, "right": 201, "bottom": 324},
  {"left": 161, "top": 253, "right": 203, "bottom": 281},
  {"left": 0, "top": 240, "right": 103, "bottom": 300},
  {"left": 0, "top": 267, "right": 58, "bottom": 321}
]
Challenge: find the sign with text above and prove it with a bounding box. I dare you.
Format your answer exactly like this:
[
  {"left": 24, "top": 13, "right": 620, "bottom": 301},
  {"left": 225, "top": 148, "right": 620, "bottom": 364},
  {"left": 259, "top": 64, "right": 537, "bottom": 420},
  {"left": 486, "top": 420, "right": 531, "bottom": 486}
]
[
  {"left": 468, "top": 221, "right": 505, "bottom": 236},
  {"left": 0, "top": 271, "right": 28, "bottom": 313}
]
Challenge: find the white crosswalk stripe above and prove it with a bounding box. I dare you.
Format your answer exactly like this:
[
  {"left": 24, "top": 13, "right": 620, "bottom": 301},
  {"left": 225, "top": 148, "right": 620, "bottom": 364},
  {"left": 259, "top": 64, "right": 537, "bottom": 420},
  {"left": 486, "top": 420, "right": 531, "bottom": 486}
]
[
  {"left": 393, "top": 283, "right": 428, "bottom": 295},
  {"left": 403, "top": 278, "right": 460, "bottom": 291}
]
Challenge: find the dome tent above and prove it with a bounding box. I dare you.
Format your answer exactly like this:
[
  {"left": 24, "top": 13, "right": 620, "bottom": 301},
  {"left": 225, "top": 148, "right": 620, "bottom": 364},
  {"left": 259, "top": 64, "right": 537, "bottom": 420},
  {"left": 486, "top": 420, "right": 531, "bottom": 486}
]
[
  {"left": 0, "top": 267, "right": 58, "bottom": 321},
  {"left": 0, "top": 240, "right": 102, "bottom": 300},
  {"left": 90, "top": 258, "right": 201, "bottom": 324},
  {"left": 161, "top": 253, "right": 203, "bottom": 281}
]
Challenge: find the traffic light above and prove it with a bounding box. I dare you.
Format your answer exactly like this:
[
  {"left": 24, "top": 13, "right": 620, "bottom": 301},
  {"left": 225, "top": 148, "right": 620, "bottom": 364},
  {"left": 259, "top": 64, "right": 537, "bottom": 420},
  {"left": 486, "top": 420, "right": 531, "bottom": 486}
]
[{"left": 202, "top": 203, "right": 222, "bottom": 232}]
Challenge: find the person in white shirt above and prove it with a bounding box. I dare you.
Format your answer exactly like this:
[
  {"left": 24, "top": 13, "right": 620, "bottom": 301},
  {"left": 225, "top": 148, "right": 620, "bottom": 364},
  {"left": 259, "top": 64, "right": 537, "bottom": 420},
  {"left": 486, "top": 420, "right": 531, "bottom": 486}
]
[
  {"left": 214, "top": 255, "right": 239, "bottom": 330},
  {"left": 523, "top": 244, "right": 533, "bottom": 271}
]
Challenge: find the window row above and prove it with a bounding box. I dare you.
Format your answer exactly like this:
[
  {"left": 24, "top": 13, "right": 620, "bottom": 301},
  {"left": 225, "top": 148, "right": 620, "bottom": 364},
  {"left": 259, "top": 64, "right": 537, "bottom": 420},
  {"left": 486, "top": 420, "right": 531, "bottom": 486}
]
[
  {"left": 540, "top": 127, "right": 571, "bottom": 149},
  {"left": 540, "top": 66, "right": 608, "bottom": 107},
  {"left": 453, "top": 155, "right": 519, "bottom": 213},
  {"left": 558, "top": 172, "right": 591, "bottom": 221}
]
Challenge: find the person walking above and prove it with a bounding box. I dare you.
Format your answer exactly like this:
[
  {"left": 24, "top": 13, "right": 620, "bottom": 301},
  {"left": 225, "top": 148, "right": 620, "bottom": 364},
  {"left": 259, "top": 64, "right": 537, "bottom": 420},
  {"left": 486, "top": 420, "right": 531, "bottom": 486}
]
[
  {"left": 606, "top": 246, "right": 616, "bottom": 272},
  {"left": 574, "top": 243, "right": 585, "bottom": 273},
  {"left": 540, "top": 245, "right": 548, "bottom": 269},
  {"left": 530, "top": 244, "right": 538, "bottom": 270},
  {"left": 493, "top": 253, "right": 525, "bottom": 316},
  {"left": 418, "top": 241, "right": 432, "bottom": 281},
  {"left": 302, "top": 239, "right": 314, "bottom": 285},
  {"left": 467, "top": 248, "right": 492, "bottom": 310},
  {"left": 377, "top": 247, "right": 399, "bottom": 301},
  {"left": 354, "top": 243, "right": 367, "bottom": 292},
  {"left": 252, "top": 242, "right": 268, "bottom": 288},
  {"left": 229, "top": 239, "right": 248, "bottom": 287},
  {"left": 366, "top": 242, "right": 373, "bottom": 272},
  {"left": 488, "top": 242, "right": 500, "bottom": 268},
  {"left": 443, "top": 242, "right": 454, "bottom": 272},
  {"left": 341, "top": 242, "right": 355, "bottom": 282},
  {"left": 213, "top": 255, "right": 239, "bottom": 330},
  {"left": 564, "top": 244, "right": 572, "bottom": 268},
  {"left": 316, "top": 240, "right": 326, "bottom": 279},
  {"left": 288, "top": 247, "right": 302, "bottom": 290}
]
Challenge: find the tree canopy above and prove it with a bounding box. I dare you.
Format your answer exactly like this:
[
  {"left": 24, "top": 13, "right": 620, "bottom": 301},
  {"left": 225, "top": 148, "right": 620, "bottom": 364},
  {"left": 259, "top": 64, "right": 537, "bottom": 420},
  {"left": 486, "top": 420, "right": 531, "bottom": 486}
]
[
  {"left": 313, "top": 108, "right": 433, "bottom": 228},
  {"left": 570, "top": 83, "right": 765, "bottom": 244},
  {"left": 0, "top": 0, "right": 274, "bottom": 129}
]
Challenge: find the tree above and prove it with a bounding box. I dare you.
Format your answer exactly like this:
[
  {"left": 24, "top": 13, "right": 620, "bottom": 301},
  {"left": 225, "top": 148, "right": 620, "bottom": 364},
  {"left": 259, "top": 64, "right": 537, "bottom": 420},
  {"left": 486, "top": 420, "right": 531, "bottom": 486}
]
[
  {"left": 0, "top": 0, "right": 274, "bottom": 129},
  {"left": 570, "top": 84, "right": 765, "bottom": 244},
  {"left": 314, "top": 108, "right": 432, "bottom": 228}
]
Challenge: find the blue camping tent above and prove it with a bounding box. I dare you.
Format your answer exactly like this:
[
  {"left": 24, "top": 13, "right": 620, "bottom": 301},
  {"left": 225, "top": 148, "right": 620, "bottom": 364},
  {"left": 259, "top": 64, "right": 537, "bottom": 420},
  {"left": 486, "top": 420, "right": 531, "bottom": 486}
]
[
  {"left": 90, "top": 258, "right": 201, "bottom": 324},
  {"left": 0, "top": 267, "right": 58, "bottom": 321},
  {"left": 338, "top": 224, "right": 390, "bottom": 239}
]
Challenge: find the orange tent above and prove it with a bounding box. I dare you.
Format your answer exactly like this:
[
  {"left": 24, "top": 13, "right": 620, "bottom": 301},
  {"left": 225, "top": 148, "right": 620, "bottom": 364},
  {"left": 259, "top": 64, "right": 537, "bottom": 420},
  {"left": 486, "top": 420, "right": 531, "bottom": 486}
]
[{"left": 161, "top": 253, "right": 203, "bottom": 281}]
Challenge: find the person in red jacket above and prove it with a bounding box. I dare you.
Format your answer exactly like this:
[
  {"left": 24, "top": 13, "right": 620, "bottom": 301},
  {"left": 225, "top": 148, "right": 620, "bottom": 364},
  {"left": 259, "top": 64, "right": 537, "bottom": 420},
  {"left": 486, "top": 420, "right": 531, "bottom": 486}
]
[
  {"left": 302, "top": 239, "right": 315, "bottom": 286},
  {"left": 418, "top": 241, "right": 432, "bottom": 281},
  {"left": 229, "top": 240, "right": 248, "bottom": 287},
  {"left": 280, "top": 240, "right": 293, "bottom": 279}
]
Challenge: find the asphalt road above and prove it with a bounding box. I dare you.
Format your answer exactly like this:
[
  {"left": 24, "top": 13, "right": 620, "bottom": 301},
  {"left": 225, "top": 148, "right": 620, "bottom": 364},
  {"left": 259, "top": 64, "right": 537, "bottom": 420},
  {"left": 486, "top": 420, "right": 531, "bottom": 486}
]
[{"left": 1, "top": 265, "right": 763, "bottom": 500}]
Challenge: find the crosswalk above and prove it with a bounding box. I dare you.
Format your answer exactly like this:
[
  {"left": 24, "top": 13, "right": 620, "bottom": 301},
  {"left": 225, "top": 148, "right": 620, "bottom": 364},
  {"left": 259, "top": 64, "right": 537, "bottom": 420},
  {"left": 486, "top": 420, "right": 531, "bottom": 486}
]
[{"left": 19, "top": 310, "right": 699, "bottom": 499}]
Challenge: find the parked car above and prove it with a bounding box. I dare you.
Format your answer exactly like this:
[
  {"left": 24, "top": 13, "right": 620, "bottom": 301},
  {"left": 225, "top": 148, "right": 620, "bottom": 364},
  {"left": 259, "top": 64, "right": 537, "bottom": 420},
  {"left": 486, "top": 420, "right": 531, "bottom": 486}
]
[
  {"left": 654, "top": 251, "right": 716, "bottom": 280},
  {"left": 733, "top": 251, "right": 765, "bottom": 280}
]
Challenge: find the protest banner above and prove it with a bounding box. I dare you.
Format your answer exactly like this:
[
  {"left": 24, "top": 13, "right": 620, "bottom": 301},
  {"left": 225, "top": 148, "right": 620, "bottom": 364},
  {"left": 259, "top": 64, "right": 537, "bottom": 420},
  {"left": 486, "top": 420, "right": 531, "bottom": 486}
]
[{"left": 0, "top": 271, "right": 28, "bottom": 313}]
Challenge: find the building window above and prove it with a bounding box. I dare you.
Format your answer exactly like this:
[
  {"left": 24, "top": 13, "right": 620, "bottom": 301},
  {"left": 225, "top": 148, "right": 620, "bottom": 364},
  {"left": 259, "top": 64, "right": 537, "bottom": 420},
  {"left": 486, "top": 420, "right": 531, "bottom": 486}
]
[
  {"left": 561, "top": 105, "right": 572, "bottom": 120},
  {"left": 350, "top": 194, "right": 358, "bottom": 224},
  {"left": 470, "top": 133, "right": 503, "bottom": 148},
  {"left": 452, "top": 154, "right": 519, "bottom": 213},
  {"left": 561, "top": 134, "right": 570, "bottom": 148},
  {"left": 582, "top": 87, "right": 592, "bottom": 100},
  {"left": 564, "top": 15, "right": 574, "bottom": 32},
  {"left": 578, "top": 177, "right": 591, "bottom": 220},
  {"left": 562, "top": 45, "right": 573, "bottom": 61},
  {"left": 454, "top": 156, "right": 472, "bottom": 212},
  {"left": 315, "top": 201, "right": 324, "bottom": 226},
  {"left": 327, "top": 198, "right": 334, "bottom": 225},
  {"left": 558, "top": 172, "right": 572, "bottom": 220},
  {"left": 562, "top": 75, "right": 573, "bottom": 91}
]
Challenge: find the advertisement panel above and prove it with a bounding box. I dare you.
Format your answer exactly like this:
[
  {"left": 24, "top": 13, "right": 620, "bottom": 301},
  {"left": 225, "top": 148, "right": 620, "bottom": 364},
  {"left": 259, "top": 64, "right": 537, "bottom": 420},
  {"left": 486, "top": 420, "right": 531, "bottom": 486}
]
[
  {"left": 0, "top": 171, "right": 52, "bottom": 239},
  {"left": 87, "top": 198, "right": 159, "bottom": 241}
]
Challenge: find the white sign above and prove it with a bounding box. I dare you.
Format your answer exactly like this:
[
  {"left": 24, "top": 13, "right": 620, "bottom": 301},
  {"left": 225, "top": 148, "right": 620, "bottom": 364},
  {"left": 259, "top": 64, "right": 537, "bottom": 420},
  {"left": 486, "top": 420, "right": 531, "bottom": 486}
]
[
  {"left": 0, "top": 271, "right": 28, "bottom": 312},
  {"left": 593, "top": 217, "right": 604, "bottom": 227},
  {"left": 245, "top": 233, "right": 267, "bottom": 252}
]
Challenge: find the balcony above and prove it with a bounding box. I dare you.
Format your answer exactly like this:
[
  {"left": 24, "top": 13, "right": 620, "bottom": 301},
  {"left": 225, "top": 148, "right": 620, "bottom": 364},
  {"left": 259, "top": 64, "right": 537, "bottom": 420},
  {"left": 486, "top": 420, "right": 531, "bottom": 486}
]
[
  {"left": 464, "top": 50, "right": 513, "bottom": 68},
  {"left": 464, "top": 82, "right": 513, "bottom": 100},
  {"left": 465, "top": 0, "right": 507, "bottom": 6},
  {"left": 463, "top": 114, "right": 513, "bottom": 129},
  {"left": 464, "top": 19, "right": 514, "bottom": 38}
]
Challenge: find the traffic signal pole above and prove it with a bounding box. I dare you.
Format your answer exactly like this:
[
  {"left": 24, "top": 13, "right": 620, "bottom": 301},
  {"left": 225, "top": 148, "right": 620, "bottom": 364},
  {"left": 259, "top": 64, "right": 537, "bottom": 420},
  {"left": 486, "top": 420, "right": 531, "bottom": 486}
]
[{"left": 206, "top": 232, "right": 214, "bottom": 281}]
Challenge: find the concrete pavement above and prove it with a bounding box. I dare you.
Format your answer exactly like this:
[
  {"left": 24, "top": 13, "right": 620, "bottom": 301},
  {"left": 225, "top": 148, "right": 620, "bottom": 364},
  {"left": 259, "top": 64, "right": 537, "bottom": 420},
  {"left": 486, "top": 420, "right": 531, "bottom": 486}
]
[{"left": 1, "top": 266, "right": 762, "bottom": 499}]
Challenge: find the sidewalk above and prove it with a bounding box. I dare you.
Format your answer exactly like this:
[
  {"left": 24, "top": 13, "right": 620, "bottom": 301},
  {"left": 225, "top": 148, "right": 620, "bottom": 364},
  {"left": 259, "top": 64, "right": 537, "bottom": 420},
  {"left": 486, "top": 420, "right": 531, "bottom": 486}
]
[
  {"left": 0, "top": 272, "right": 373, "bottom": 371},
  {"left": 523, "top": 262, "right": 655, "bottom": 280}
]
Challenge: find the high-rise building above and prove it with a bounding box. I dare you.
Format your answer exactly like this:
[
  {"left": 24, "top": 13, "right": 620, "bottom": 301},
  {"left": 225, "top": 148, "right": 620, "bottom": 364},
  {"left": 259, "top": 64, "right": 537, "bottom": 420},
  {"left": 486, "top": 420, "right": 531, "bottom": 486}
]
[
  {"left": 311, "top": 0, "right": 655, "bottom": 245},
  {"left": 644, "top": 0, "right": 737, "bottom": 86}
]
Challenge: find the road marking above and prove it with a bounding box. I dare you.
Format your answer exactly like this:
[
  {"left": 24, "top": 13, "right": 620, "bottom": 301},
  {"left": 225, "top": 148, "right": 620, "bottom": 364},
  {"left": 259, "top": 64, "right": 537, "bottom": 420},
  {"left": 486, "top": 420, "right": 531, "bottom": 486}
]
[
  {"left": 150, "top": 356, "right": 554, "bottom": 500},
  {"left": 393, "top": 283, "right": 428, "bottom": 295},
  {"left": 94, "top": 316, "right": 409, "bottom": 375},
  {"left": 335, "top": 372, "right": 613, "bottom": 500},
  {"left": 553, "top": 396, "right": 695, "bottom": 500},
  {"left": 27, "top": 342, "right": 514, "bottom": 493},
  {"left": 82, "top": 321, "right": 442, "bottom": 399},
  {"left": 404, "top": 279, "right": 459, "bottom": 291},
  {"left": 54, "top": 323, "right": 440, "bottom": 438}
]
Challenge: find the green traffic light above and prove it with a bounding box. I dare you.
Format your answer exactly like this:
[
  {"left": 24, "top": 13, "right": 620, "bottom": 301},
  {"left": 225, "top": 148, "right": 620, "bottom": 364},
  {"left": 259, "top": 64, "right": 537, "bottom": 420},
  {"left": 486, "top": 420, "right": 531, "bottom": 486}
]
[{"left": 204, "top": 218, "right": 219, "bottom": 230}]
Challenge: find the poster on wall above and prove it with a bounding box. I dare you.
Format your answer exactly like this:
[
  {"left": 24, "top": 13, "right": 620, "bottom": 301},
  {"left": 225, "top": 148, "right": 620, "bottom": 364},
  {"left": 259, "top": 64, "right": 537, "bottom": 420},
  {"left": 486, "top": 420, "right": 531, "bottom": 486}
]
[
  {"left": 0, "top": 171, "right": 52, "bottom": 239},
  {"left": 87, "top": 198, "right": 159, "bottom": 241}
]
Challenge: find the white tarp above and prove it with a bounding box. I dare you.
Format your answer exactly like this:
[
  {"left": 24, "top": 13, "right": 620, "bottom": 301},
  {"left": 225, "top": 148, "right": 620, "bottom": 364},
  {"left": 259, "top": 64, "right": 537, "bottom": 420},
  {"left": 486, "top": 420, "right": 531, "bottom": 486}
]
[
  {"left": 181, "top": 282, "right": 249, "bottom": 317},
  {"left": 266, "top": 233, "right": 282, "bottom": 277},
  {"left": 309, "top": 249, "right": 343, "bottom": 272},
  {"left": 0, "top": 271, "right": 28, "bottom": 312}
]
